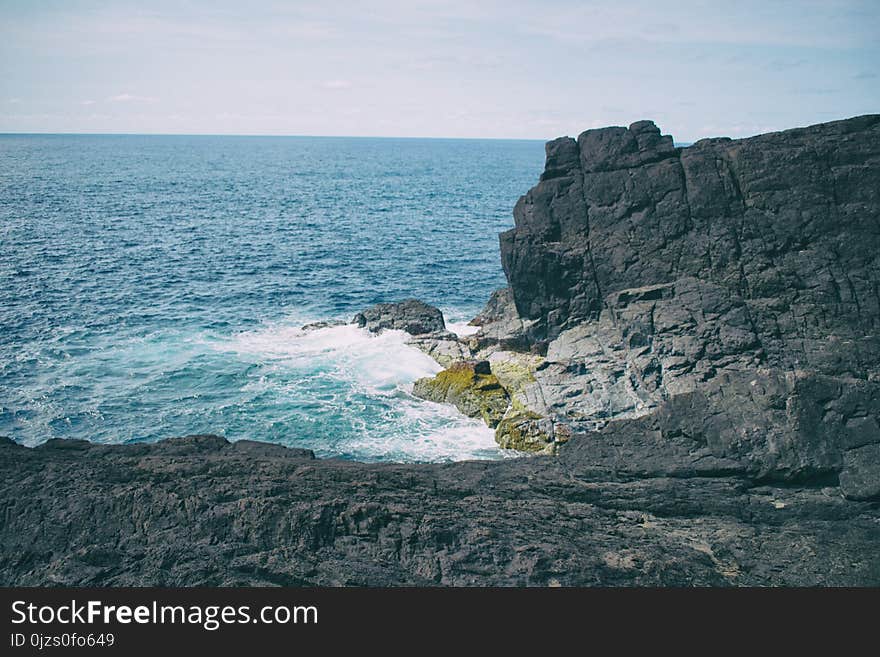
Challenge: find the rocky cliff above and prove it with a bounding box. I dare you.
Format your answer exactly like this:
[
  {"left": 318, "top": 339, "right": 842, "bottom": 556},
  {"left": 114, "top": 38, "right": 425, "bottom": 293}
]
[
  {"left": 415, "top": 116, "right": 880, "bottom": 497},
  {"left": 501, "top": 115, "right": 880, "bottom": 354},
  {"left": 2, "top": 116, "right": 879, "bottom": 586}
]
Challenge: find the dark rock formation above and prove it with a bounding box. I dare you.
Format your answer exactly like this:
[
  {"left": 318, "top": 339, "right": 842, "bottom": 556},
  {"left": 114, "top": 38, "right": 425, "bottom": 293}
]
[
  {"left": 353, "top": 299, "right": 446, "bottom": 335},
  {"left": 467, "top": 287, "right": 533, "bottom": 352},
  {"left": 476, "top": 115, "right": 880, "bottom": 473},
  {"left": 501, "top": 114, "right": 880, "bottom": 356},
  {"left": 301, "top": 320, "right": 345, "bottom": 332},
  {"left": 2, "top": 116, "right": 879, "bottom": 587}
]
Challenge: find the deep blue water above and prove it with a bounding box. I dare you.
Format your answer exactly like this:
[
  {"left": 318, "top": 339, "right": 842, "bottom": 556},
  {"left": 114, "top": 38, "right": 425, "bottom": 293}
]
[{"left": 0, "top": 134, "right": 544, "bottom": 461}]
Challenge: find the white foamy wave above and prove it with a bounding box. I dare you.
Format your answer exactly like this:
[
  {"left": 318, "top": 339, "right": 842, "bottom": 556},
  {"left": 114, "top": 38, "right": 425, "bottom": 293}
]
[
  {"left": 446, "top": 320, "right": 479, "bottom": 337},
  {"left": 209, "top": 319, "right": 505, "bottom": 462},
  {"left": 341, "top": 395, "right": 500, "bottom": 462},
  {"left": 220, "top": 322, "right": 442, "bottom": 391}
]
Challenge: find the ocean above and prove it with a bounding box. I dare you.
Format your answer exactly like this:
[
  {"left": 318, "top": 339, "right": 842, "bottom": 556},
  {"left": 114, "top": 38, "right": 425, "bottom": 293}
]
[{"left": 0, "top": 134, "right": 545, "bottom": 461}]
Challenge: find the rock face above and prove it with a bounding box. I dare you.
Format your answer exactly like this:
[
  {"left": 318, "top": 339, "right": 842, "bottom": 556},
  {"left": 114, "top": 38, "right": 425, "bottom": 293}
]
[
  {"left": 2, "top": 116, "right": 879, "bottom": 587},
  {"left": 501, "top": 115, "right": 880, "bottom": 351},
  {"left": 353, "top": 299, "right": 446, "bottom": 335},
  {"left": 476, "top": 115, "right": 880, "bottom": 477}
]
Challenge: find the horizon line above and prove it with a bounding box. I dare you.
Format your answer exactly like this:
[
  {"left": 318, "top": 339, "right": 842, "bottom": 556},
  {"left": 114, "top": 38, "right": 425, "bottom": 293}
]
[{"left": 0, "top": 130, "right": 550, "bottom": 142}]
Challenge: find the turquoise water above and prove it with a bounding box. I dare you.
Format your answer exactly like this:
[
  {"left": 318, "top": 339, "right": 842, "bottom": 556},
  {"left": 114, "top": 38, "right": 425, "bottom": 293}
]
[{"left": 0, "top": 134, "right": 544, "bottom": 461}]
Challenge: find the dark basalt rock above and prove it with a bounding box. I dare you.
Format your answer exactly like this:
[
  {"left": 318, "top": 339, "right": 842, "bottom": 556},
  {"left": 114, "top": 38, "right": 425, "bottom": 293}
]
[
  {"left": 485, "top": 114, "right": 880, "bottom": 481},
  {"left": 353, "top": 299, "right": 446, "bottom": 335},
  {"left": 301, "top": 320, "right": 345, "bottom": 332},
  {"left": 1, "top": 434, "right": 878, "bottom": 586},
  {"left": 467, "top": 287, "right": 534, "bottom": 352},
  {"left": 501, "top": 115, "right": 880, "bottom": 361}
]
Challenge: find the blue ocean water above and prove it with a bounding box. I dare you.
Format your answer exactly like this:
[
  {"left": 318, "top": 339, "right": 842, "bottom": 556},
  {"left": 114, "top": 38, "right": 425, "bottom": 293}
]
[{"left": 0, "top": 134, "right": 544, "bottom": 461}]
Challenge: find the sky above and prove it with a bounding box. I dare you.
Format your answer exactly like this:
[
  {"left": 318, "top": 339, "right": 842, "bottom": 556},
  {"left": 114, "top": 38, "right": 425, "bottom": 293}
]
[{"left": 0, "top": 0, "right": 878, "bottom": 141}]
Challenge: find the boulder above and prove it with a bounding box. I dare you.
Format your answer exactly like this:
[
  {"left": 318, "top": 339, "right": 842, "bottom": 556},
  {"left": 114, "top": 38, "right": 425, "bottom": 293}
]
[{"left": 353, "top": 299, "right": 446, "bottom": 335}]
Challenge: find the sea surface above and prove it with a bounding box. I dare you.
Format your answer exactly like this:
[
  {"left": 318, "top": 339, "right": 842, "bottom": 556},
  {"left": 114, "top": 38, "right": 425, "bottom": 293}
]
[{"left": 0, "top": 134, "right": 545, "bottom": 461}]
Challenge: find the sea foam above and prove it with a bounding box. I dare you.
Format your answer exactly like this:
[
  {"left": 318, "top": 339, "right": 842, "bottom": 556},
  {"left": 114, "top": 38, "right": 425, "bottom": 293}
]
[{"left": 213, "top": 319, "right": 503, "bottom": 462}]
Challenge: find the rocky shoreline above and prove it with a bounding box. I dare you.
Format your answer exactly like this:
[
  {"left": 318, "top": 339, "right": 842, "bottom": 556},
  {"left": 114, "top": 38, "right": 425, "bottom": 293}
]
[
  {"left": 2, "top": 115, "right": 879, "bottom": 586},
  {"left": 3, "top": 434, "right": 879, "bottom": 585}
]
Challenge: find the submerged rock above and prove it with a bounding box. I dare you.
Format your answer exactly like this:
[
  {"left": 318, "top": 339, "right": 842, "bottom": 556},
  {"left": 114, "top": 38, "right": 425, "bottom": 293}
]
[
  {"left": 412, "top": 360, "right": 509, "bottom": 427},
  {"left": 301, "top": 320, "right": 345, "bottom": 332},
  {"left": 353, "top": 299, "right": 446, "bottom": 335}
]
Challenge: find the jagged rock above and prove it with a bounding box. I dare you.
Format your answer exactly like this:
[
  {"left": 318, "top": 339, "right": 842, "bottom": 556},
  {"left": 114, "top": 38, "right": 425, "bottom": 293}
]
[
  {"left": 412, "top": 361, "right": 509, "bottom": 427},
  {"left": 468, "top": 288, "right": 534, "bottom": 352},
  {"left": 500, "top": 115, "right": 880, "bottom": 370},
  {"left": 485, "top": 350, "right": 542, "bottom": 395},
  {"left": 353, "top": 299, "right": 446, "bottom": 335},
  {"left": 480, "top": 351, "right": 555, "bottom": 452}
]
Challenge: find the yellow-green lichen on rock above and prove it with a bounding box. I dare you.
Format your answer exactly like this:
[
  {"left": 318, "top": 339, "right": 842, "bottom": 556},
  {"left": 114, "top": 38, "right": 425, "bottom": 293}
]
[
  {"left": 412, "top": 360, "right": 509, "bottom": 427},
  {"left": 494, "top": 394, "right": 556, "bottom": 453},
  {"left": 486, "top": 351, "right": 542, "bottom": 396},
  {"left": 494, "top": 416, "right": 570, "bottom": 454}
]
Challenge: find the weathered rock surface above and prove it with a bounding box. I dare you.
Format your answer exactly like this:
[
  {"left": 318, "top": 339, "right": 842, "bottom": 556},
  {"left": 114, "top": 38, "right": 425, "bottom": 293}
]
[
  {"left": 467, "top": 287, "right": 534, "bottom": 352},
  {"left": 405, "top": 330, "right": 472, "bottom": 368},
  {"left": 501, "top": 115, "right": 880, "bottom": 355},
  {"left": 2, "top": 434, "right": 878, "bottom": 586}
]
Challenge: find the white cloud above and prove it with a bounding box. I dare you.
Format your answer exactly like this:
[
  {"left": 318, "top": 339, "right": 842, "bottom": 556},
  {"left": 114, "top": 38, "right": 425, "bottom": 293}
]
[
  {"left": 321, "top": 80, "right": 352, "bottom": 90},
  {"left": 108, "top": 93, "right": 158, "bottom": 103},
  {"left": 80, "top": 99, "right": 96, "bottom": 106}
]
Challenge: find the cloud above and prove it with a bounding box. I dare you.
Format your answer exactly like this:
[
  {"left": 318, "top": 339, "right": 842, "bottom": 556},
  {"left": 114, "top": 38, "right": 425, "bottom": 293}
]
[
  {"left": 321, "top": 80, "right": 352, "bottom": 90},
  {"left": 7, "top": 98, "right": 22, "bottom": 104},
  {"left": 108, "top": 93, "right": 158, "bottom": 103},
  {"left": 800, "top": 87, "right": 841, "bottom": 95},
  {"left": 80, "top": 100, "right": 96, "bottom": 106}
]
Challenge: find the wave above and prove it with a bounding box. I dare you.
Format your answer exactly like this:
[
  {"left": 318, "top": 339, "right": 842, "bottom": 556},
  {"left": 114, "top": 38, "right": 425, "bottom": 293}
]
[{"left": 210, "top": 318, "right": 503, "bottom": 462}]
